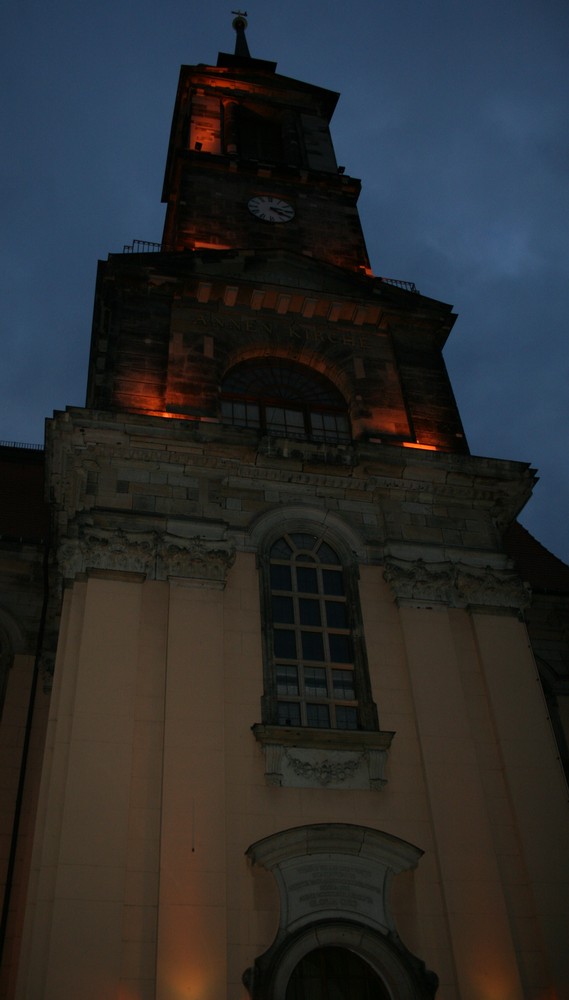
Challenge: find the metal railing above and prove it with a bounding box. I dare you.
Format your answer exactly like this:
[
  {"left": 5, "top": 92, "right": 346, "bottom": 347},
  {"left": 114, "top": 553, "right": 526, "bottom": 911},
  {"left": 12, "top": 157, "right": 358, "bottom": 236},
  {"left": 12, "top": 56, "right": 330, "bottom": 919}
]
[
  {"left": 380, "top": 277, "right": 418, "bottom": 293},
  {"left": 122, "top": 239, "right": 164, "bottom": 254},
  {"left": 0, "top": 440, "right": 43, "bottom": 451}
]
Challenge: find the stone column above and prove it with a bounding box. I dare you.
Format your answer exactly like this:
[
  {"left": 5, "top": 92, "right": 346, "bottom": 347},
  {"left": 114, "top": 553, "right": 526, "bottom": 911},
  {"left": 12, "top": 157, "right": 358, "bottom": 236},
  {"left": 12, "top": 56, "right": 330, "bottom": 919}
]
[
  {"left": 156, "top": 542, "right": 234, "bottom": 1000},
  {"left": 398, "top": 604, "right": 525, "bottom": 1000}
]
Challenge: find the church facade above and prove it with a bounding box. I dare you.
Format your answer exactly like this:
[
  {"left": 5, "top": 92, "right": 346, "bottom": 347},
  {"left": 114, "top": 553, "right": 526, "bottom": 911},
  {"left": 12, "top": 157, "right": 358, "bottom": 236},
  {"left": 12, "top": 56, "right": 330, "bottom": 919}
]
[{"left": 2, "top": 17, "right": 569, "bottom": 1000}]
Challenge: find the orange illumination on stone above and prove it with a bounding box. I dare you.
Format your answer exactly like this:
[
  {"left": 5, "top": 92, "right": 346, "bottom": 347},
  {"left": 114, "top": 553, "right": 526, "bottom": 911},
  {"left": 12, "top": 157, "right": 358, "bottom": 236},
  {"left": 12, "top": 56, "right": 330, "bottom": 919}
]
[
  {"left": 402, "top": 441, "right": 438, "bottom": 452},
  {"left": 191, "top": 135, "right": 218, "bottom": 155},
  {"left": 194, "top": 241, "right": 232, "bottom": 251}
]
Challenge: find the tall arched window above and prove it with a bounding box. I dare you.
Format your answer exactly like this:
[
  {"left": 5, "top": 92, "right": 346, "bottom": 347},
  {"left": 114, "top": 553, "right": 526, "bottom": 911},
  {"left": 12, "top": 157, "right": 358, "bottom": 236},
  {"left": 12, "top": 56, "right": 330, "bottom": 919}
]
[
  {"left": 221, "top": 360, "right": 351, "bottom": 444},
  {"left": 261, "top": 529, "right": 377, "bottom": 731}
]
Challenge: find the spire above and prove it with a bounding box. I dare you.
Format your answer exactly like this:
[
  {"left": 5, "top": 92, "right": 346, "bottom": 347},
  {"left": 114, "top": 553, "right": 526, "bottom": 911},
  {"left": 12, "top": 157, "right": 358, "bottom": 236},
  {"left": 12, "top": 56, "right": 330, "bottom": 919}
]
[
  {"left": 217, "top": 12, "right": 276, "bottom": 72},
  {"left": 232, "top": 10, "right": 251, "bottom": 58}
]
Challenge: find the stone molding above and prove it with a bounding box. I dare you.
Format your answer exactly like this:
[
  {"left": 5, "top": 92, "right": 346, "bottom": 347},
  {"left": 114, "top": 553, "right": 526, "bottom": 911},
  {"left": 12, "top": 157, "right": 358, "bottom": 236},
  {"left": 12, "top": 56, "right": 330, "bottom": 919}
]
[
  {"left": 58, "top": 522, "right": 235, "bottom": 584},
  {"left": 383, "top": 556, "right": 530, "bottom": 610},
  {"left": 48, "top": 410, "right": 535, "bottom": 534}
]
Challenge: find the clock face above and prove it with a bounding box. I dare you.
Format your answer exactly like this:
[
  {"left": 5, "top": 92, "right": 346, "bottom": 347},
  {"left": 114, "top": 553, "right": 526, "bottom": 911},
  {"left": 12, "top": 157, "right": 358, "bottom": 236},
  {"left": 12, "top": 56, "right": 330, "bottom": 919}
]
[{"left": 248, "top": 196, "right": 295, "bottom": 223}]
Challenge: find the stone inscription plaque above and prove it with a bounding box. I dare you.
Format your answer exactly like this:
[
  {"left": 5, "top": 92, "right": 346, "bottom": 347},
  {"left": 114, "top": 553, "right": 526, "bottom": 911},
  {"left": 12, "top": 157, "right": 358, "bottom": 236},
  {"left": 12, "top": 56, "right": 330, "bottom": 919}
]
[
  {"left": 178, "top": 306, "right": 381, "bottom": 353},
  {"left": 282, "top": 855, "right": 389, "bottom": 931}
]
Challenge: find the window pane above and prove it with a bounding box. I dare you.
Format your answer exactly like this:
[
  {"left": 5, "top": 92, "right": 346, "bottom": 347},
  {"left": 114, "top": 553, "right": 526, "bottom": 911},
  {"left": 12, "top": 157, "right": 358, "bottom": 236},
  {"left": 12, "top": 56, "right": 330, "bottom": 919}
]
[
  {"left": 322, "top": 569, "right": 344, "bottom": 595},
  {"left": 277, "top": 665, "right": 299, "bottom": 695},
  {"left": 335, "top": 706, "right": 359, "bottom": 730},
  {"left": 296, "top": 566, "right": 318, "bottom": 593},
  {"left": 301, "top": 632, "right": 325, "bottom": 661},
  {"left": 277, "top": 701, "right": 301, "bottom": 726},
  {"left": 306, "top": 703, "right": 330, "bottom": 728},
  {"left": 272, "top": 596, "right": 294, "bottom": 623},
  {"left": 270, "top": 564, "right": 292, "bottom": 590},
  {"left": 317, "top": 542, "right": 340, "bottom": 564},
  {"left": 270, "top": 538, "right": 293, "bottom": 559},
  {"left": 304, "top": 667, "right": 327, "bottom": 697},
  {"left": 299, "top": 599, "right": 321, "bottom": 626},
  {"left": 291, "top": 533, "right": 317, "bottom": 550},
  {"left": 274, "top": 629, "right": 296, "bottom": 658},
  {"left": 221, "top": 400, "right": 260, "bottom": 428},
  {"left": 332, "top": 669, "right": 355, "bottom": 699},
  {"left": 329, "top": 634, "right": 352, "bottom": 663},
  {"left": 266, "top": 407, "right": 286, "bottom": 432},
  {"left": 326, "top": 601, "right": 348, "bottom": 628},
  {"left": 284, "top": 408, "right": 304, "bottom": 429}
]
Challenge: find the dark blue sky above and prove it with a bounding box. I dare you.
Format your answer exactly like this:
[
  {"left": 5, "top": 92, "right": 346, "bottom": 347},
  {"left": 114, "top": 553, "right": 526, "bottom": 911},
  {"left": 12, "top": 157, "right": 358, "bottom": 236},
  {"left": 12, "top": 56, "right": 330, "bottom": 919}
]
[{"left": 2, "top": 0, "right": 568, "bottom": 561}]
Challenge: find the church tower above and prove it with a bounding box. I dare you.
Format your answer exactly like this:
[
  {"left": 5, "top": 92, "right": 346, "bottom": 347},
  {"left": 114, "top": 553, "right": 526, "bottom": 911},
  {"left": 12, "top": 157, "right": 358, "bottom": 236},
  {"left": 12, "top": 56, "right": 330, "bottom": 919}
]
[{"left": 11, "top": 15, "right": 569, "bottom": 1000}]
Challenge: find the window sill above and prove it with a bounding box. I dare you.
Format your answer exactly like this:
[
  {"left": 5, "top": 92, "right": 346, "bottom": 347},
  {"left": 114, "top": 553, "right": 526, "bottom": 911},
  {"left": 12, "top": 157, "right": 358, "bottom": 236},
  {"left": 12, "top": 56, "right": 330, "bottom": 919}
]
[{"left": 252, "top": 724, "right": 394, "bottom": 791}]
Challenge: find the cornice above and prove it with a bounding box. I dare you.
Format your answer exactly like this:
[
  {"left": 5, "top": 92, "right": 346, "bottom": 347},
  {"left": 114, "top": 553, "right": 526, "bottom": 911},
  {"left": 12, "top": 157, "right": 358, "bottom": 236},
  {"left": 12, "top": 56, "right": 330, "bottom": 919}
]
[{"left": 49, "top": 408, "right": 535, "bottom": 503}]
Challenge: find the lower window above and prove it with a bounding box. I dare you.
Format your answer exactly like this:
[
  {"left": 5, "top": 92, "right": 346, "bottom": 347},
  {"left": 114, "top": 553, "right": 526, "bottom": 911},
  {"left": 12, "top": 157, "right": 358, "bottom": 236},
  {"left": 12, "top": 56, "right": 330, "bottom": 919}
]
[{"left": 262, "top": 530, "right": 376, "bottom": 731}]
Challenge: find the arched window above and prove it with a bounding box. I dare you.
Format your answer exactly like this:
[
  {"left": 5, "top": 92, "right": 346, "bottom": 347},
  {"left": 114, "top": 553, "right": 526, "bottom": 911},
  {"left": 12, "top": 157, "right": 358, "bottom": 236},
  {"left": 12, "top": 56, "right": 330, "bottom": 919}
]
[
  {"left": 286, "top": 947, "right": 391, "bottom": 1000},
  {"left": 221, "top": 360, "right": 351, "bottom": 444},
  {"left": 261, "top": 530, "right": 377, "bottom": 731}
]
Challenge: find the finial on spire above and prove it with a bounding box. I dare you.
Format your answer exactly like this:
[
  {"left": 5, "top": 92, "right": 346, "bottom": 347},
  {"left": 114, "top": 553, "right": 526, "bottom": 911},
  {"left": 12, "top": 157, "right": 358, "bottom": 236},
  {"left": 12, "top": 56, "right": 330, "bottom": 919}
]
[{"left": 231, "top": 9, "right": 251, "bottom": 58}]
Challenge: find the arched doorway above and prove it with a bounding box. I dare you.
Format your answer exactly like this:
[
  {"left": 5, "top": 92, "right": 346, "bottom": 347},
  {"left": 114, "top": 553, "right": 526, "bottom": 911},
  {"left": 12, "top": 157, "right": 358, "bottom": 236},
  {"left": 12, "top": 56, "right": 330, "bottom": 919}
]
[{"left": 285, "top": 946, "right": 391, "bottom": 1000}]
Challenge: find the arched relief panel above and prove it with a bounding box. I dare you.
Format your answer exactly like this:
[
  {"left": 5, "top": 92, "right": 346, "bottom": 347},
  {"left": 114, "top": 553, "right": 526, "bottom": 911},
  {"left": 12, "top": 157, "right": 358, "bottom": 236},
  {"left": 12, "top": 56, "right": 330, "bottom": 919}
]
[
  {"left": 244, "top": 824, "right": 437, "bottom": 1000},
  {"left": 165, "top": 293, "right": 414, "bottom": 441},
  {"left": 219, "top": 356, "right": 354, "bottom": 446},
  {"left": 165, "top": 295, "right": 365, "bottom": 427},
  {"left": 221, "top": 344, "right": 355, "bottom": 406}
]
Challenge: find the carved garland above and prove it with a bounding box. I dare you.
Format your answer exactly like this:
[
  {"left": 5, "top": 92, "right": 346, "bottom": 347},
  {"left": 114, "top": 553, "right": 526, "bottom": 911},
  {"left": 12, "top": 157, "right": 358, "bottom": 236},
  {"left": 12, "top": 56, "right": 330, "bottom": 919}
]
[{"left": 284, "top": 751, "right": 363, "bottom": 785}]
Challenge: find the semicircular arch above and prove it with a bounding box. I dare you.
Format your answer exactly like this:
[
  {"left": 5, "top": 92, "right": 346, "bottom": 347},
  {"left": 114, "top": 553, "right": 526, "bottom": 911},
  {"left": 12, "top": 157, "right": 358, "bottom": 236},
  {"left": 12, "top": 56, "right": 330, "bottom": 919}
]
[
  {"left": 247, "top": 504, "right": 368, "bottom": 565},
  {"left": 221, "top": 347, "right": 353, "bottom": 405}
]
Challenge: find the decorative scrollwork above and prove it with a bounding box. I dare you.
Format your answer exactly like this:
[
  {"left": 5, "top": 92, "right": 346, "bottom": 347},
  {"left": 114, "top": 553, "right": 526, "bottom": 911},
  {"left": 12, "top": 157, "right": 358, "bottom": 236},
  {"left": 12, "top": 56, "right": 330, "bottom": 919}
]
[
  {"left": 58, "top": 519, "right": 235, "bottom": 585},
  {"left": 383, "top": 557, "right": 530, "bottom": 610}
]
